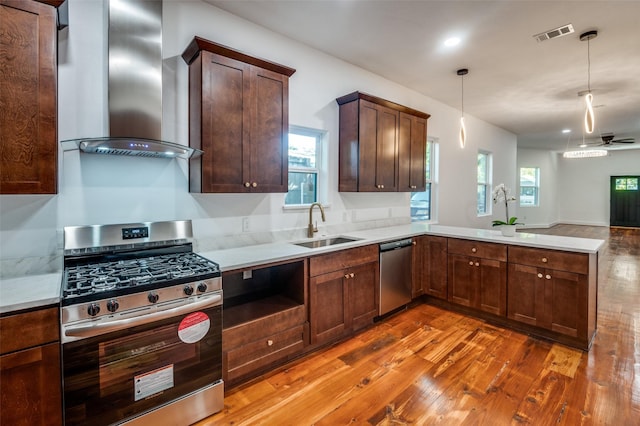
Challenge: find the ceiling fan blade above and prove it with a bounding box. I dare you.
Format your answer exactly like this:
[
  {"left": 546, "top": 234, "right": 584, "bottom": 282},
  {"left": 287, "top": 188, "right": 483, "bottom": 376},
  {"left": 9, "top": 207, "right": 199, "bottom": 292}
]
[{"left": 612, "top": 138, "right": 635, "bottom": 143}]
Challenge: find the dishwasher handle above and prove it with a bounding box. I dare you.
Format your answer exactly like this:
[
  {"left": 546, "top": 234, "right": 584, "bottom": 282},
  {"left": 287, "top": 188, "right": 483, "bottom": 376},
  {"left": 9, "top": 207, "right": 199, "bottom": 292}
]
[{"left": 379, "top": 238, "right": 413, "bottom": 252}]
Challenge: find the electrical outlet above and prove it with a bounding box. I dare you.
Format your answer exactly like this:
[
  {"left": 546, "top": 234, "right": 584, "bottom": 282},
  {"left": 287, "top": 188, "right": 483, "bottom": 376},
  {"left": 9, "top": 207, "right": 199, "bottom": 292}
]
[{"left": 242, "top": 217, "right": 249, "bottom": 232}]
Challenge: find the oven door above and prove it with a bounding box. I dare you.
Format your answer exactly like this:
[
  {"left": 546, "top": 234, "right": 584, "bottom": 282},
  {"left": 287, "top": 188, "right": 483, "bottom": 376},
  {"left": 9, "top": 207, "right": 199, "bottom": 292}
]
[{"left": 62, "top": 301, "right": 222, "bottom": 426}]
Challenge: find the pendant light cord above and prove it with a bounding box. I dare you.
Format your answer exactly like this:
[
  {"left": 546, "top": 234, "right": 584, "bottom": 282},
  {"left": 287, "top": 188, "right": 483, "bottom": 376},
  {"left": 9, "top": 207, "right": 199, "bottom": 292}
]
[{"left": 587, "top": 37, "right": 591, "bottom": 93}]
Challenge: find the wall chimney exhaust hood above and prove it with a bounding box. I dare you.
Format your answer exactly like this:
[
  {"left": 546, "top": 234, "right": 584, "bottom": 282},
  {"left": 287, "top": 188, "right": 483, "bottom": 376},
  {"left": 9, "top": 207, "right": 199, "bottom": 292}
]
[{"left": 61, "top": 0, "right": 202, "bottom": 160}]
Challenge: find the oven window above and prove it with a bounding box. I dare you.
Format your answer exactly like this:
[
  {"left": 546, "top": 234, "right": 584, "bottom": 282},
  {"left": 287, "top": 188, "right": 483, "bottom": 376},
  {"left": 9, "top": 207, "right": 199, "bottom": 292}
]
[{"left": 63, "top": 306, "right": 222, "bottom": 426}]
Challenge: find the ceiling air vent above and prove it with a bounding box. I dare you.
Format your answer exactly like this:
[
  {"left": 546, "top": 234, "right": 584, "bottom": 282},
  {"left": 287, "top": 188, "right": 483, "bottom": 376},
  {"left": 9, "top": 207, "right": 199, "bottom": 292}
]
[{"left": 533, "top": 24, "right": 574, "bottom": 42}]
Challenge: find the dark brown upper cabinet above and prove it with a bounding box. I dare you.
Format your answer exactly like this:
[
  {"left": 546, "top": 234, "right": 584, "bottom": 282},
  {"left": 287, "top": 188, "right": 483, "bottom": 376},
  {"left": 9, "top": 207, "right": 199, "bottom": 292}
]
[
  {"left": 182, "top": 37, "right": 296, "bottom": 193},
  {"left": 336, "top": 92, "right": 430, "bottom": 192},
  {"left": 0, "top": 0, "right": 58, "bottom": 194}
]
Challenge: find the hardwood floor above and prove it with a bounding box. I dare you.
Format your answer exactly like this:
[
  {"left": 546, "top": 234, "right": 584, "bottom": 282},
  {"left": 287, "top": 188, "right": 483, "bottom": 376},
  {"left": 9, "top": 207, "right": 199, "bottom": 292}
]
[{"left": 197, "top": 225, "right": 640, "bottom": 425}]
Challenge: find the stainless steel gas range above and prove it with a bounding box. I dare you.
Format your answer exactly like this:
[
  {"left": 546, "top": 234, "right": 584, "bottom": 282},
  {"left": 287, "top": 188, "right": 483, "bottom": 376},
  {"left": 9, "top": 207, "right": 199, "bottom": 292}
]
[{"left": 60, "top": 220, "right": 223, "bottom": 426}]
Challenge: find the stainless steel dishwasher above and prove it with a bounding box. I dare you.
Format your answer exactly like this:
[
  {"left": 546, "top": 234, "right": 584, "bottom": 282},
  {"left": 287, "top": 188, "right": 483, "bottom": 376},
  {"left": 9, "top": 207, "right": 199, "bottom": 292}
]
[{"left": 379, "top": 238, "right": 413, "bottom": 316}]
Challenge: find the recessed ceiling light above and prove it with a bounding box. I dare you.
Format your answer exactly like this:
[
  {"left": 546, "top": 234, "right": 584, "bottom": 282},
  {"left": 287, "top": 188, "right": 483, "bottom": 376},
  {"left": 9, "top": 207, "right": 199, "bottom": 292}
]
[
  {"left": 444, "top": 37, "right": 461, "bottom": 47},
  {"left": 562, "top": 129, "right": 571, "bottom": 134}
]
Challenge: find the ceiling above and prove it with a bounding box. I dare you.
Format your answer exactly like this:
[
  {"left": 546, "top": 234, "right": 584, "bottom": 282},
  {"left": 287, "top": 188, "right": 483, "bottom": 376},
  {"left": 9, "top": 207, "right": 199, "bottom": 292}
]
[{"left": 206, "top": 0, "right": 640, "bottom": 152}]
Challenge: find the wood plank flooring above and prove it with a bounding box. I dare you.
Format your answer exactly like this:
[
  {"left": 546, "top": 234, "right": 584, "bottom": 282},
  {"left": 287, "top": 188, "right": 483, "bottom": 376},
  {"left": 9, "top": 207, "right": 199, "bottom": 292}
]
[{"left": 197, "top": 225, "right": 640, "bottom": 425}]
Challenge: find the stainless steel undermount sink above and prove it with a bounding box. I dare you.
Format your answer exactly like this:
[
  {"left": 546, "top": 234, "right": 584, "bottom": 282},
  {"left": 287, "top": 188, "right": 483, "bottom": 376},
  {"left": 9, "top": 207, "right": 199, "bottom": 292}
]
[{"left": 293, "top": 236, "right": 360, "bottom": 249}]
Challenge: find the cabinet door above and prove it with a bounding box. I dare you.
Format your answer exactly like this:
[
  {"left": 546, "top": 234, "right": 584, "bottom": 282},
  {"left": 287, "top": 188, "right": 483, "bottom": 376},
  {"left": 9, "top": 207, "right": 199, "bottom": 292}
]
[
  {"left": 199, "top": 52, "right": 251, "bottom": 192},
  {"left": 0, "top": 0, "right": 57, "bottom": 194},
  {"left": 309, "top": 269, "right": 347, "bottom": 345},
  {"left": 249, "top": 67, "right": 289, "bottom": 192},
  {"left": 346, "top": 261, "right": 379, "bottom": 332},
  {"left": 448, "top": 254, "right": 476, "bottom": 307},
  {"left": 423, "top": 236, "right": 448, "bottom": 299},
  {"left": 477, "top": 259, "right": 507, "bottom": 316},
  {"left": 359, "top": 100, "right": 398, "bottom": 192},
  {"left": 0, "top": 343, "right": 62, "bottom": 426},
  {"left": 546, "top": 269, "right": 587, "bottom": 338},
  {"left": 398, "top": 112, "right": 427, "bottom": 192},
  {"left": 507, "top": 263, "right": 542, "bottom": 326}
]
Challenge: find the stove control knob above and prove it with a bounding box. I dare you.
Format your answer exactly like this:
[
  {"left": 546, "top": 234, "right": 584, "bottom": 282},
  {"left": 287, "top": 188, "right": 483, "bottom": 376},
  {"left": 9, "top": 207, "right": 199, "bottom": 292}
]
[
  {"left": 183, "top": 285, "right": 194, "bottom": 296},
  {"left": 148, "top": 292, "right": 159, "bottom": 304},
  {"left": 197, "top": 282, "right": 208, "bottom": 293},
  {"left": 87, "top": 303, "right": 101, "bottom": 317},
  {"left": 106, "top": 300, "right": 119, "bottom": 312}
]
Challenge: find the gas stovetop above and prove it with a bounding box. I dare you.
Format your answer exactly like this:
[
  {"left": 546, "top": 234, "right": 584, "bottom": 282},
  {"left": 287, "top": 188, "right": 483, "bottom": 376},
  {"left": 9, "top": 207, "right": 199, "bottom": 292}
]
[
  {"left": 61, "top": 220, "right": 221, "bottom": 306},
  {"left": 63, "top": 252, "right": 220, "bottom": 301}
]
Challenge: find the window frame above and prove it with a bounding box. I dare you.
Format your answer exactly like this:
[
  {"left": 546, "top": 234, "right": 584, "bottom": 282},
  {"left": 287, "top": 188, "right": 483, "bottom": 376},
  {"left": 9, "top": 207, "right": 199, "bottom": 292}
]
[
  {"left": 410, "top": 137, "right": 437, "bottom": 222},
  {"left": 519, "top": 167, "right": 541, "bottom": 207},
  {"left": 477, "top": 151, "right": 492, "bottom": 216},
  {"left": 284, "top": 125, "right": 325, "bottom": 207}
]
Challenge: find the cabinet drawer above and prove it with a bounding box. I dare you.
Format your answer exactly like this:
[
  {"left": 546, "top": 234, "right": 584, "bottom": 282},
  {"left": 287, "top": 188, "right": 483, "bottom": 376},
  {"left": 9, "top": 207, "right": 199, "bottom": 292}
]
[
  {"left": 225, "top": 325, "right": 305, "bottom": 381},
  {"left": 448, "top": 238, "right": 506, "bottom": 261},
  {"left": 223, "top": 304, "right": 305, "bottom": 349},
  {"left": 0, "top": 307, "right": 59, "bottom": 354},
  {"left": 508, "top": 246, "right": 588, "bottom": 274},
  {"left": 309, "top": 245, "right": 378, "bottom": 277}
]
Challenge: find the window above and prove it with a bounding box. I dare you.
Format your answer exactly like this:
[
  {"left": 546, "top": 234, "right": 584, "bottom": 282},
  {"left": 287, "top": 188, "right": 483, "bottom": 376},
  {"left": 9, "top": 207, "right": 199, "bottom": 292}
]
[
  {"left": 411, "top": 139, "right": 437, "bottom": 222},
  {"left": 285, "top": 126, "right": 324, "bottom": 206},
  {"left": 615, "top": 177, "right": 638, "bottom": 191},
  {"left": 477, "top": 151, "right": 492, "bottom": 214},
  {"left": 520, "top": 167, "right": 540, "bottom": 206}
]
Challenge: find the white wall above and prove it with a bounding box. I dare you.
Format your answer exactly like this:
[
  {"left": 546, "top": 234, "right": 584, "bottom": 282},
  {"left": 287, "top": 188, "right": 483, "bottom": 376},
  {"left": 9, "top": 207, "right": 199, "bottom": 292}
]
[
  {"left": 0, "top": 0, "right": 517, "bottom": 275},
  {"left": 557, "top": 149, "right": 640, "bottom": 226}
]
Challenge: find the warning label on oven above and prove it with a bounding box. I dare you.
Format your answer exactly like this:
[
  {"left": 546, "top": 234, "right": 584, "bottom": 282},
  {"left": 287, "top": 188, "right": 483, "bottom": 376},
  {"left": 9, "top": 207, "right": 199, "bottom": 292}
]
[
  {"left": 134, "top": 364, "right": 174, "bottom": 401},
  {"left": 178, "top": 311, "right": 210, "bottom": 344}
]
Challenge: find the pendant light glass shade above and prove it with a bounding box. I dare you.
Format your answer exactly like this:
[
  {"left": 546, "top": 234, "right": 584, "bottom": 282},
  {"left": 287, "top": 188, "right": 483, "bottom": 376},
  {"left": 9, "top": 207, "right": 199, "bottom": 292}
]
[
  {"left": 459, "top": 117, "right": 466, "bottom": 148},
  {"left": 584, "top": 92, "right": 595, "bottom": 134},
  {"left": 457, "top": 68, "right": 468, "bottom": 148},
  {"left": 580, "top": 30, "right": 597, "bottom": 134}
]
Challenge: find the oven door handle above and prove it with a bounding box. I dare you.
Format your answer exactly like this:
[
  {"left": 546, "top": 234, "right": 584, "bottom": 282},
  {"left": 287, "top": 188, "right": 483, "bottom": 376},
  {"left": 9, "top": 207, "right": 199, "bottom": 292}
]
[{"left": 64, "top": 294, "right": 222, "bottom": 339}]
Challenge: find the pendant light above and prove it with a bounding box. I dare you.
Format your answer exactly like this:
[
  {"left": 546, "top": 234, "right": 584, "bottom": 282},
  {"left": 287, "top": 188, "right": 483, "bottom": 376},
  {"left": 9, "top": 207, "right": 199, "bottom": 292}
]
[
  {"left": 457, "top": 68, "right": 468, "bottom": 148},
  {"left": 580, "top": 30, "right": 597, "bottom": 134}
]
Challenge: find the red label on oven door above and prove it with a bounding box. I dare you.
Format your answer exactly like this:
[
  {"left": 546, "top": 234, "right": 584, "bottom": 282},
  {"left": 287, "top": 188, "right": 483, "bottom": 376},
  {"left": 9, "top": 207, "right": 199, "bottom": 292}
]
[{"left": 178, "top": 311, "right": 210, "bottom": 343}]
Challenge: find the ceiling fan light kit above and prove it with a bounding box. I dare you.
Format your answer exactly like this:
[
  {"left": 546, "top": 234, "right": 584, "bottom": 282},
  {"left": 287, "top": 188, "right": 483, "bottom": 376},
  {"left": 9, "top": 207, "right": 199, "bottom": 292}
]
[
  {"left": 457, "top": 68, "right": 468, "bottom": 148},
  {"left": 580, "top": 30, "right": 598, "bottom": 134}
]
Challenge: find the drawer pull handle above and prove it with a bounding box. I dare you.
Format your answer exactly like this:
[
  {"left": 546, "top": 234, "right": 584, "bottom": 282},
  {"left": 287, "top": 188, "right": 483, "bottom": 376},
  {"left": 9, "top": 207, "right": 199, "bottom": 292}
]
[
  {"left": 267, "top": 339, "right": 273, "bottom": 346},
  {"left": 471, "top": 247, "right": 477, "bottom": 253},
  {"left": 541, "top": 257, "right": 548, "bottom": 263},
  {"left": 537, "top": 273, "right": 543, "bottom": 278},
  {"left": 546, "top": 274, "right": 552, "bottom": 280}
]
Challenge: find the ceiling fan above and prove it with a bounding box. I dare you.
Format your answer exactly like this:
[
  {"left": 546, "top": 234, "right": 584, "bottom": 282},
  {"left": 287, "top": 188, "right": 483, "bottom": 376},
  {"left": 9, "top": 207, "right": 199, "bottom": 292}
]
[{"left": 582, "top": 133, "right": 635, "bottom": 147}]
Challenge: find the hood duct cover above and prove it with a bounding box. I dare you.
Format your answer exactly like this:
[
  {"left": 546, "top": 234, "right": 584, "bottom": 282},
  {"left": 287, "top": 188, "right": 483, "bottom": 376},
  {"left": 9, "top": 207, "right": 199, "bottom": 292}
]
[{"left": 62, "top": 0, "right": 201, "bottom": 159}]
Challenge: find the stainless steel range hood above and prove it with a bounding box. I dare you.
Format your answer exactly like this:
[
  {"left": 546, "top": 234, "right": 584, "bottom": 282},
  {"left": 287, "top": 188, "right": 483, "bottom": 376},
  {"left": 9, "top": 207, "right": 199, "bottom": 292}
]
[{"left": 62, "top": 0, "right": 201, "bottom": 159}]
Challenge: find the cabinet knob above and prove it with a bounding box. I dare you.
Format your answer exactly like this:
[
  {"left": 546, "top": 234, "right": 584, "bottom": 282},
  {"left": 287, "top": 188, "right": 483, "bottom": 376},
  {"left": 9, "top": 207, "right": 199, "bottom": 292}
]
[
  {"left": 537, "top": 273, "right": 543, "bottom": 278},
  {"left": 412, "top": 241, "right": 416, "bottom": 246},
  {"left": 252, "top": 182, "right": 258, "bottom": 188},
  {"left": 410, "top": 185, "right": 416, "bottom": 189},
  {"left": 344, "top": 274, "right": 349, "bottom": 279},
  {"left": 475, "top": 262, "right": 480, "bottom": 267},
  {"left": 546, "top": 274, "right": 552, "bottom": 280},
  {"left": 541, "top": 257, "right": 548, "bottom": 263},
  {"left": 350, "top": 273, "right": 355, "bottom": 278},
  {"left": 244, "top": 182, "right": 251, "bottom": 188},
  {"left": 267, "top": 339, "right": 273, "bottom": 346},
  {"left": 469, "top": 261, "right": 474, "bottom": 266},
  {"left": 471, "top": 247, "right": 477, "bottom": 253}
]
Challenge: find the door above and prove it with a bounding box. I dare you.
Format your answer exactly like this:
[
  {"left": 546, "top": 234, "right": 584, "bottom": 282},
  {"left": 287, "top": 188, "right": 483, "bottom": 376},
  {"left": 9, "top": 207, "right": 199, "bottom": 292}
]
[
  {"left": 347, "top": 262, "right": 378, "bottom": 331},
  {"left": 610, "top": 176, "right": 640, "bottom": 227},
  {"left": 309, "top": 269, "right": 347, "bottom": 345}
]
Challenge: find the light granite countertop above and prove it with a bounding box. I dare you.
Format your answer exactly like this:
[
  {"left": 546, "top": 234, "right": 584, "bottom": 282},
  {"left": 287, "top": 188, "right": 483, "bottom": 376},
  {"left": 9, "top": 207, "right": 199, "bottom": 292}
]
[
  {"left": 199, "top": 223, "right": 604, "bottom": 272},
  {"left": 0, "top": 224, "right": 604, "bottom": 315}
]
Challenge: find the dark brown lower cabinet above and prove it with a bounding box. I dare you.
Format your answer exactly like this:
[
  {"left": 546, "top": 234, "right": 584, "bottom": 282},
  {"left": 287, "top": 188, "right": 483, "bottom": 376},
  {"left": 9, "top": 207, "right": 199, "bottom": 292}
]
[
  {"left": 507, "top": 263, "right": 588, "bottom": 338},
  {"left": 309, "top": 245, "right": 379, "bottom": 346},
  {"left": 0, "top": 306, "right": 62, "bottom": 426},
  {"left": 448, "top": 254, "right": 507, "bottom": 316},
  {"left": 413, "top": 235, "right": 448, "bottom": 299}
]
